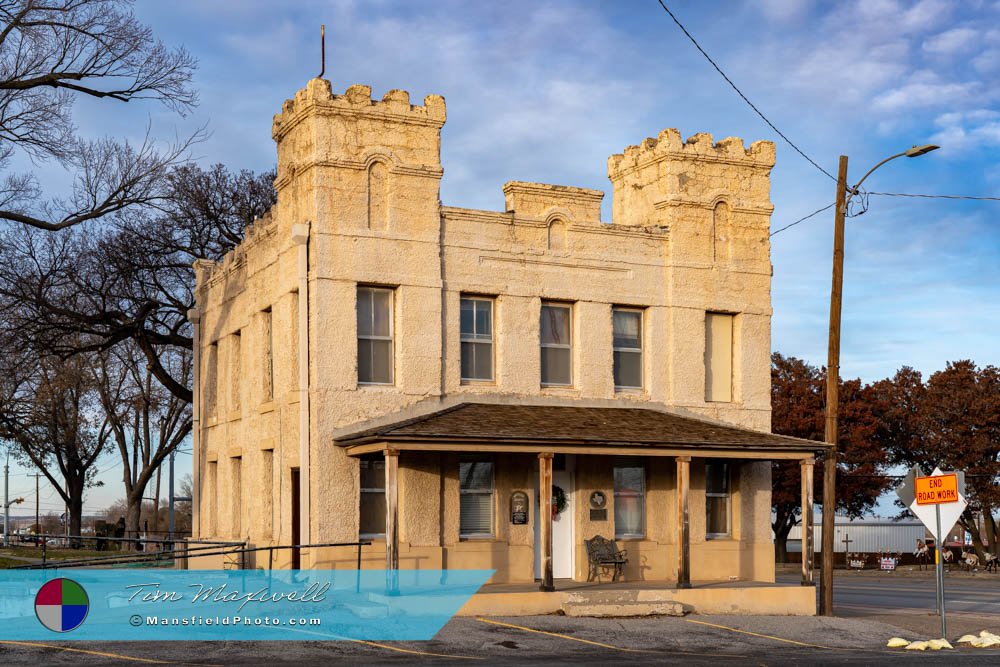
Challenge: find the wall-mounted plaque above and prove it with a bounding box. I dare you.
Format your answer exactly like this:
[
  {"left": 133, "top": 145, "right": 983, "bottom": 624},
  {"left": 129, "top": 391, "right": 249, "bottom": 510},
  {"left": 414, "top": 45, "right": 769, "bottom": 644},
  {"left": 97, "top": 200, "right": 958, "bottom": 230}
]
[
  {"left": 589, "top": 491, "right": 607, "bottom": 510},
  {"left": 510, "top": 491, "right": 529, "bottom": 525},
  {"left": 590, "top": 508, "right": 608, "bottom": 521}
]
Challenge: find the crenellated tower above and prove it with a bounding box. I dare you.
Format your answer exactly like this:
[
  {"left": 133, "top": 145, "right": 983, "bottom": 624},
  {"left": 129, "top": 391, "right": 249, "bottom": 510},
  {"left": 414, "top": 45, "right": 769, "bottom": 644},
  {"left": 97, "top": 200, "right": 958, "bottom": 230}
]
[
  {"left": 607, "top": 129, "right": 774, "bottom": 269},
  {"left": 271, "top": 77, "right": 446, "bottom": 240}
]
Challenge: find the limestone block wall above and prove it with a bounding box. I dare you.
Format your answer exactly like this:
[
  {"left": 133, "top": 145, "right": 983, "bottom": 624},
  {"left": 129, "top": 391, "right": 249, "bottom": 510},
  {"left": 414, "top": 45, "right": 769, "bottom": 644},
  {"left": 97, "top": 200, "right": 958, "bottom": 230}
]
[{"left": 192, "top": 77, "right": 778, "bottom": 574}]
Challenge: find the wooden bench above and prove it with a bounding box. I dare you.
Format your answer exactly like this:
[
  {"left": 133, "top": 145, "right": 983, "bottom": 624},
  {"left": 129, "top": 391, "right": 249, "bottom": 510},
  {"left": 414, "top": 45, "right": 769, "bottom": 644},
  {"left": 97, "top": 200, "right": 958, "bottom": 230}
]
[{"left": 585, "top": 535, "right": 628, "bottom": 582}]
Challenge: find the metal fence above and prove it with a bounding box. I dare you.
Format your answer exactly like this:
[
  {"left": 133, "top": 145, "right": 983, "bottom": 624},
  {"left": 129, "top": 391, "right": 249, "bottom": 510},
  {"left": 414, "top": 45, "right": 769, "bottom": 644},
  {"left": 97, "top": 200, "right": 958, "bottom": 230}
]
[{"left": 9, "top": 534, "right": 371, "bottom": 572}]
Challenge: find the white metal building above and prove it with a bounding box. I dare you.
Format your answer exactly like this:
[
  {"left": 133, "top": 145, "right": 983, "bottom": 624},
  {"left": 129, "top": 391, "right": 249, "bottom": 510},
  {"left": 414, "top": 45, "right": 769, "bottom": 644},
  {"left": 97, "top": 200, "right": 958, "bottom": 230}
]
[{"left": 787, "top": 515, "right": 926, "bottom": 554}]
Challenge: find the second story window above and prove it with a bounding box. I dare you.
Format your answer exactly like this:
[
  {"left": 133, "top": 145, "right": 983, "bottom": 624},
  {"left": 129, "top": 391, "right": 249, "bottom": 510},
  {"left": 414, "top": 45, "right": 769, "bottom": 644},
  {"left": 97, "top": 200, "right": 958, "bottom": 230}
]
[
  {"left": 540, "top": 302, "right": 572, "bottom": 386},
  {"left": 613, "top": 308, "right": 643, "bottom": 390},
  {"left": 461, "top": 297, "right": 494, "bottom": 381},
  {"left": 705, "top": 312, "right": 734, "bottom": 402},
  {"left": 357, "top": 286, "right": 394, "bottom": 385}
]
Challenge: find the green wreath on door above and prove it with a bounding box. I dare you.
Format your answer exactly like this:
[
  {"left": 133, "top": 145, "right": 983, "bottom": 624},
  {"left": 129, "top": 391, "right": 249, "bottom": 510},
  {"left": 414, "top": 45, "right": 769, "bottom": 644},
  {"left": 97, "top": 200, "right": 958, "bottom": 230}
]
[{"left": 551, "top": 485, "right": 568, "bottom": 520}]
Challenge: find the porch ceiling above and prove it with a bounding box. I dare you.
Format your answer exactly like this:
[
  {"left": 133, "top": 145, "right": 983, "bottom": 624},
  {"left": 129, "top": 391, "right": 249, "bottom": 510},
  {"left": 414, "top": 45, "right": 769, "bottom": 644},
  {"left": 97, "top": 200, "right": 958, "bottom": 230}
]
[{"left": 333, "top": 402, "right": 830, "bottom": 459}]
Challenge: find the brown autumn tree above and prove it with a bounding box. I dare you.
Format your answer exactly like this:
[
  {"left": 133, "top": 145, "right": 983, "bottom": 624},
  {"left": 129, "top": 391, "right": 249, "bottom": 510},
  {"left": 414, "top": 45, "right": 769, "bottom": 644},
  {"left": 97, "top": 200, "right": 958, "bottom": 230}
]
[
  {"left": 880, "top": 361, "right": 1000, "bottom": 560},
  {"left": 770, "top": 353, "right": 893, "bottom": 561}
]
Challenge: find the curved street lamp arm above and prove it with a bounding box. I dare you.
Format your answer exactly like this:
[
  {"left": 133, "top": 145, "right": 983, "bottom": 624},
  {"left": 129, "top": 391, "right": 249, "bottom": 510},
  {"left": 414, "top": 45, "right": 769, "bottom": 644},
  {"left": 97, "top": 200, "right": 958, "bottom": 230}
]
[{"left": 842, "top": 151, "right": 908, "bottom": 210}]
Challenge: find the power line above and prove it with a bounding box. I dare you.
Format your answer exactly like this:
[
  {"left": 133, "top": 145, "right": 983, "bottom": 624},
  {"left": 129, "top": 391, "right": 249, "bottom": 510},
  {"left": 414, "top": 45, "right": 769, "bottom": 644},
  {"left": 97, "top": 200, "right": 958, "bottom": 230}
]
[
  {"left": 869, "top": 192, "right": 1000, "bottom": 202},
  {"left": 655, "top": 0, "right": 837, "bottom": 182},
  {"left": 770, "top": 202, "right": 836, "bottom": 236}
]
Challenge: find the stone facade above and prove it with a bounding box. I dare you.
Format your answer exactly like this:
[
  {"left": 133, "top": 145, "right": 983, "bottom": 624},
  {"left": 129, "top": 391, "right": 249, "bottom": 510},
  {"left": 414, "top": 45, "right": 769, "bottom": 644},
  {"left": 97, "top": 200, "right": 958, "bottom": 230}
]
[{"left": 190, "top": 77, "right": 782, "bottom": 585}]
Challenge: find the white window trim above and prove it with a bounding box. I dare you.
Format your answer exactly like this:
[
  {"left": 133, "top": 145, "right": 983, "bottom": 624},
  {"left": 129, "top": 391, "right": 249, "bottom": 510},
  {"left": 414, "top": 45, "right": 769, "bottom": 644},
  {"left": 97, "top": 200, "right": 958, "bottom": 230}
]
[
  {"left": 705, "top": 462, "right": 731, "bottom": 539},
  {"left": 540, "top": 302, "right": 573, "bottom": 387},
  {"left": 460, "top": 296, "right": 495, "bottom": 383},
  {"left": 358, "top": 286, "right": 395, "bottom": 386},
  {"left": 612, "top": 306, "right": 644, "bottom": 390},
  {"left": 459, "top": 460, "right": 495, "bottom": 539}
]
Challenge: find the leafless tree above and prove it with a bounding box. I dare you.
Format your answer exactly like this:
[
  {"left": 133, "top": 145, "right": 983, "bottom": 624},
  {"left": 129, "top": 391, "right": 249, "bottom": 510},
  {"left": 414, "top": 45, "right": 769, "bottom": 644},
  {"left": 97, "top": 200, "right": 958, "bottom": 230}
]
[
  {"left": 0, "top": 0, "right": 199, "bottom": 230},
  {"left": 0, "top": 343, "right": 108, "bottom": 539},
  {"left": 0, "top": 165, "right": 276, "bottom": 402},
  {"left": 94, "top": 340, "right": 190, "bottom": 541}
]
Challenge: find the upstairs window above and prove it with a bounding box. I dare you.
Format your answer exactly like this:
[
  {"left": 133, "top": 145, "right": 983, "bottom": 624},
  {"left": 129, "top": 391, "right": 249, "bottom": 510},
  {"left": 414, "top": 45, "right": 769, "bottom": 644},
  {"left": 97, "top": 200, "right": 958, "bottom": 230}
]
[
  {"left": 613, "top": 308, "right": 643, "bottom": 390},
  {"left": 357, "top": 286, "right": 394, "bottom": 384},
  {"left": 540, "top": 302, "right": 572, "bottom": 386},
  {"left": 705, "top": 312, "right": 734, "bottom": 402},
  {"left": 461, "top": 297, "right": 494, "bottom": 381}
]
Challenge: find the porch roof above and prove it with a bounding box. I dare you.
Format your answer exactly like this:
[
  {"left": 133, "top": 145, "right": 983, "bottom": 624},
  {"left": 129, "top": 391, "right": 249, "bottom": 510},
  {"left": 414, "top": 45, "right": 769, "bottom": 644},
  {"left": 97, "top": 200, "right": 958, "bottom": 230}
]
[{"left": 333, "top": 401, "right": 830, "bottom": 459}]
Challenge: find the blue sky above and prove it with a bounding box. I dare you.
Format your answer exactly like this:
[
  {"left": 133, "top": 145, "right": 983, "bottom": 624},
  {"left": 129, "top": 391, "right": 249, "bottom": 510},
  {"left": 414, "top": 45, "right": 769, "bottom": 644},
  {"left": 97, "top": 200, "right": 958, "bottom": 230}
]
[{"left": 7, "top": 0, "right": 1000, "bottom": 516}]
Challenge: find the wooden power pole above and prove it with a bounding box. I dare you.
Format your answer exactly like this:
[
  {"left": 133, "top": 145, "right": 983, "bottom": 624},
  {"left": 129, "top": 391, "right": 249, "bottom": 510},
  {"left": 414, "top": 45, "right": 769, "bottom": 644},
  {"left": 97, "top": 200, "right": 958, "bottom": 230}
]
[{"left": 821, "top": 155, "right": 849, "bottom": 616}]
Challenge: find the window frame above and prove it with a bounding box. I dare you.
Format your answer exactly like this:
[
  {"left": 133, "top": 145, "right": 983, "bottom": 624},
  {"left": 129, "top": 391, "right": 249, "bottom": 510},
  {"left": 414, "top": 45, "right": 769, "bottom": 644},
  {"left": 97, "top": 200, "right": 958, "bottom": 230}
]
[
  {"left": 540, "top": 301, "right": 573, "bottom": 387},
  {"left": 359, "top": 457, "right": 386, "bottom": 539},
  {"left": 612, "top": 306, "right": 644, "bottom": 390},
  {"left": 459, "top": 458, "right": 495, "bottom": 539},
  {"left": 460, "top": 296, "right": 495, "bottom": 383},
  {"left": 357, "top": 285, "right": 395, "bottom": 386},
  {"left": 705, "top": 461, "right": 731, "bottom": 539},
  {"left": 613, "top": 458, "right": 646, "bottom": 540},
  {"left": 705, "top": 311, "right": 734, "bottom": 403}
]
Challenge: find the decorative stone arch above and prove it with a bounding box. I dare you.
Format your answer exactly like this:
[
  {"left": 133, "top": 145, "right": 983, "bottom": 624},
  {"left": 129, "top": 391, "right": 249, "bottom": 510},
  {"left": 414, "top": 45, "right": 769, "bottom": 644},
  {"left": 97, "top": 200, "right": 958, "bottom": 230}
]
[
  {"left": 543, "top": 208, "right": 572, "bottom": 251},
  {"left": 709, "top": 196, "right": 732, "bottom": 263},
  {"left": 364, "top": 152, "right": 394, "bottom": 231}
]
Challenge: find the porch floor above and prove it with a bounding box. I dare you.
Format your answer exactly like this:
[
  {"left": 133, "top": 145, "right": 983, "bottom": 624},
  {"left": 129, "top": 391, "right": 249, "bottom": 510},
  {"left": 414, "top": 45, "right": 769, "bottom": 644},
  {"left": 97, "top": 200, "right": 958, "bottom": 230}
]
[
  {"left": 478, "top": 578, "right": 797, "bottom": 594},
  {"left": 460, "top": 578, "right": 816, "bottom": 617}
]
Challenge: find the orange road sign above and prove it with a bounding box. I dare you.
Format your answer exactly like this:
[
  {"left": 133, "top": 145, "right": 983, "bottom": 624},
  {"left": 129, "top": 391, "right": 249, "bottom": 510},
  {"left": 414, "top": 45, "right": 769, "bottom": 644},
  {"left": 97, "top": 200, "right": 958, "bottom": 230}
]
[{"left": 915, "top": 473, "right": 959, "bottom": 505}]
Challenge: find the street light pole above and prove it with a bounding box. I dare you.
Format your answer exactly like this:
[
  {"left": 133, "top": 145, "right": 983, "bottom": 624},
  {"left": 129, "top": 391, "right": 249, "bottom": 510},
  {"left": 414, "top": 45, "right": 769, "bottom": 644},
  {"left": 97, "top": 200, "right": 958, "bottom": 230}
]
[{"left": 819, "top": 144, "right": 939, "bottom": 617}]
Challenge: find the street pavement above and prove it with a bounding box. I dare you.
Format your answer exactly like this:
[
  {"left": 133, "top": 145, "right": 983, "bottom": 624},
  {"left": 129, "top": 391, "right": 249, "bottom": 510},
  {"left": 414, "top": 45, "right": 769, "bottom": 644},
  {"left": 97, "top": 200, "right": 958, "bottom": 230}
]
[{"left": 1, "top": 573, "right": 999, "bottom": 665}]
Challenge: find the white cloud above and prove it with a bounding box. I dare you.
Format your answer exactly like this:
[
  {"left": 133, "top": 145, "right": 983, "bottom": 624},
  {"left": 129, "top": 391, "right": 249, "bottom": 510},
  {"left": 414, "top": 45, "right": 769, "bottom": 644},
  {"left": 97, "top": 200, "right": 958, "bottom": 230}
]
[
  {"left": 872, "top": 77, "right": 981, "bottom": 112},
  {"left": 923, "top": 27, "right": 979, "bottom": 54}
]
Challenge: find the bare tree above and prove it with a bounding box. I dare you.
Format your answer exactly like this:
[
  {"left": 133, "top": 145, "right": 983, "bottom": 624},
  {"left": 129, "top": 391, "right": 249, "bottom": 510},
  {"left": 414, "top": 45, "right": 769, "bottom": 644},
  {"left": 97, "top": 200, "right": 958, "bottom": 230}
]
[
  {"left": 0, "top": 0, "right": 199, "bottom": 230},
  {"left": 94, "top": 340, "right": 190, "bottom": 540},
  {"left": 0, "top": 346, "right": 108, "bottom": 539},
  {"left": 0, "top": 165, "right": 276, "bottom": 402}
]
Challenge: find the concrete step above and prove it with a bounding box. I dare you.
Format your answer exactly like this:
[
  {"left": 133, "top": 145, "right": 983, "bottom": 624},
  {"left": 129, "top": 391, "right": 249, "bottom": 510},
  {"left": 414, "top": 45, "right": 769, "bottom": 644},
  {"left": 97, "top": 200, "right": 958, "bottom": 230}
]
[
  {"left": 561, "top": 590, "right": 689, "bottom": 617},
  {"left": 561, "top": 599, "right": 687, "bottom": 617}
]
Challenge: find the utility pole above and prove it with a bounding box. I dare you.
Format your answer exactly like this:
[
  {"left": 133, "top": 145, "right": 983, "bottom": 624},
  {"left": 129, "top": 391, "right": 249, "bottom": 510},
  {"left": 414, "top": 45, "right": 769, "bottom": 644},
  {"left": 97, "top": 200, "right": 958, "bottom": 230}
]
[
  {"left": 29, "top": 473, "right": 42, "bottom": 537},
  {"left": 3, "top": 453, "right": 8, "bottom": 547},
  {"left": 821, "top": 155, "right": 848, "bottom": 617},
  {"left": 818, "top": 145, "right": 938, "bottom": 617}
]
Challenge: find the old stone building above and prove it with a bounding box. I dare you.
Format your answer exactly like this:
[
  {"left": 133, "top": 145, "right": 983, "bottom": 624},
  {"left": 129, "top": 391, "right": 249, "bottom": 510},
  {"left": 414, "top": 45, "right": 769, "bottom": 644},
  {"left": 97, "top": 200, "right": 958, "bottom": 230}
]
[{"left": 188, "top": 76, "right": 828, "bottom": 614}]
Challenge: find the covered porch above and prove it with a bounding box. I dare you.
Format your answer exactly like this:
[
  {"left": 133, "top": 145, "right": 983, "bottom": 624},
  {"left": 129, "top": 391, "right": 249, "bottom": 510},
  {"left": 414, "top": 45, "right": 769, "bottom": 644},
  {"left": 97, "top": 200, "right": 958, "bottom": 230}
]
[{"left": 333, "top": 400, "right": 829, "bottom": 610}]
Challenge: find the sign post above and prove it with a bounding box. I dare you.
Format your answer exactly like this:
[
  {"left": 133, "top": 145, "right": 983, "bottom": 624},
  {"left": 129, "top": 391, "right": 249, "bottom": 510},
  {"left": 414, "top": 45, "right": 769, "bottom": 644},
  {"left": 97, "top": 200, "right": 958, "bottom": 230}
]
[{"left": 897, "top": 467, "right": 966, "bottom": 640}]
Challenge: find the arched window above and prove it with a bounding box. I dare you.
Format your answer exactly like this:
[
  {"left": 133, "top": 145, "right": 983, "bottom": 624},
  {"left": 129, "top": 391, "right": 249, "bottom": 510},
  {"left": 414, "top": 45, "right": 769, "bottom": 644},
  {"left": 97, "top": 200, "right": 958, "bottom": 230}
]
[
  {"left": 712, "top": 201, "right": 730, "bottom": 263},
  {"left": 548, "top": 219, "right": 567, "bottom": 251},
  {"left": 368, "top": 161, "right": 389, "bottom": 230}
]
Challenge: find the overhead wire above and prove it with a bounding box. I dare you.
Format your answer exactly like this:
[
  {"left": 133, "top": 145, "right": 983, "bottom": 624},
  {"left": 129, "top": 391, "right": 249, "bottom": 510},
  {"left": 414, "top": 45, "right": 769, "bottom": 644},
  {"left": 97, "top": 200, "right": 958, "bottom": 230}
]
[
  {"left": 655, "top": 0, "right": 837, "bottom": 182},
  {"left": 770, "top": 203, "right": 835, "bottom": 237},
  {"left": 869, "top": 192, "right": 1000, "bottom": 201}
]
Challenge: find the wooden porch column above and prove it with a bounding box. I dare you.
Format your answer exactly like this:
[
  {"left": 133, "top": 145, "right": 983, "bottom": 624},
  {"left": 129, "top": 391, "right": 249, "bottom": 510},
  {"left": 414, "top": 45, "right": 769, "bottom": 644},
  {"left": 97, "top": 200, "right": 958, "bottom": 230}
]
[
  {"left": 385, "top": 448, "right": 399, "bottom": 593},
  {"left": 538, "top": 453, "right": 554, "bottom": 592},
  {"left": 676, "top": 456, "right": 691, "bottom": 589},
  {"left": 800, "top": 458, "right": 816, "bottom": 586}
]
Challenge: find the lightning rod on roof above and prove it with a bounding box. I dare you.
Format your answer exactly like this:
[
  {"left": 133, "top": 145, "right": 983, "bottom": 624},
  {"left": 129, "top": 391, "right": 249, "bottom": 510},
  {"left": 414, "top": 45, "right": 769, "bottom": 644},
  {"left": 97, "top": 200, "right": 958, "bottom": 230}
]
[{"left": 319, "top": 24, "right": 325, "bottom": 79}]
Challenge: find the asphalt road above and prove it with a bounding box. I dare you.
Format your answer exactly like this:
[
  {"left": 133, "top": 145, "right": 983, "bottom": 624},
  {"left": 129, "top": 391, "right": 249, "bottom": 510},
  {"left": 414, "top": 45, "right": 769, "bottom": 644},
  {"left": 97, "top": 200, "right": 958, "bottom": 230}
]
[
  {"left": 778, "top": 568, "right": 1000, "bottom": 639},
  {"left": 1, "top": 574, "right": 999, "bottom": 665}
]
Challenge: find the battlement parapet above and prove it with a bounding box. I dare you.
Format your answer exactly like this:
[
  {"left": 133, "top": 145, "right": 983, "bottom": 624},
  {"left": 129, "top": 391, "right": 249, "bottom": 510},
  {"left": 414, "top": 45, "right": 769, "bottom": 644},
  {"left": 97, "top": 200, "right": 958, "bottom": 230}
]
[
  {"left": 272, "top": 78, "right": 446, "bottom": 140},
  {"left": 607, "top": 128, "right": 775, "bottom": 178}
]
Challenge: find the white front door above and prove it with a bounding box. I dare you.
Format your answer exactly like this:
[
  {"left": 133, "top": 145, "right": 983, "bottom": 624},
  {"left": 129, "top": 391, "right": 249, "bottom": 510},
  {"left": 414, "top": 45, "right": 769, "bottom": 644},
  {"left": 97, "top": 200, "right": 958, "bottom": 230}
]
[{"left": 535, "top": 469, "right": 575, "bottom": 580}]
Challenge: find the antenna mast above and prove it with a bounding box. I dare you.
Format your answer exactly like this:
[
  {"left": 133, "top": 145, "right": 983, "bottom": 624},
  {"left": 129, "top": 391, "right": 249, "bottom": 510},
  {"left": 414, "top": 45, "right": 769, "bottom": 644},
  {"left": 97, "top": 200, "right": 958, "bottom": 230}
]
[{"left": 318, "top": 24, "right": 325, "bottom": 78}]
